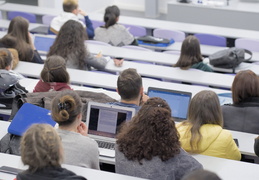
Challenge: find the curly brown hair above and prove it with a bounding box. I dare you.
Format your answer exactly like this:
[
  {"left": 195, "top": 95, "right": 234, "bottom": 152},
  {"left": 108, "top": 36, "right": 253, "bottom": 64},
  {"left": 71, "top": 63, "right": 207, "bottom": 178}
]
[
  {"left": 47, "top": 20, "right": 88, "bottom": 70},
  {"left": 116, "top": 97, "right": 180, "bottom": 163}
]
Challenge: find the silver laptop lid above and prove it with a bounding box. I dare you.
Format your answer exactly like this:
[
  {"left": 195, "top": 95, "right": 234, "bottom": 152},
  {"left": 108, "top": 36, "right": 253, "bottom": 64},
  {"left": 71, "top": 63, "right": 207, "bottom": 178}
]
[
  {"left": 147, "top": 87, "right": 192, "bottom": 121},
  {"left": 33, "top": 34, "right": 56, "bottom": 55},
  {"left": 86, "top": 102, "right": 136, "bottom": 142}
]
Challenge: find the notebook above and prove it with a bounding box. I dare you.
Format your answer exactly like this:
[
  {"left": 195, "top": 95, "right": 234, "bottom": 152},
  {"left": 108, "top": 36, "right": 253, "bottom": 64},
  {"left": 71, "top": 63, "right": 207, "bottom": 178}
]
[
  {"left": 33, "top": 34, "right": 56, "bottom": 55},
  {"left": 85, "top": 102, "right": 136, "bottom": 157},
  {"left": 147, "top": 87, "right": 192, "bottom": 121},
  {"left": 8, "top": 103, "right": 56, "bottom": 136}
]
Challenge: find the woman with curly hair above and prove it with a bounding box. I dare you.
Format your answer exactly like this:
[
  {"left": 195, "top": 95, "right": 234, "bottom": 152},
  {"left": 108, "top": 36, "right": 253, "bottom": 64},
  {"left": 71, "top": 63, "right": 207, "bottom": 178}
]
[
  {"left": 176, "top": 90, "right": 241, "bottom": 160},
  {"left": 116, "top": 97, "right": 202, "bottom": 180},
  {"left": 0, "top": 16, "right": 43, "bottom": 64},
  {"left": 17, "top": 124, "right": 86, "bottom": 180}
]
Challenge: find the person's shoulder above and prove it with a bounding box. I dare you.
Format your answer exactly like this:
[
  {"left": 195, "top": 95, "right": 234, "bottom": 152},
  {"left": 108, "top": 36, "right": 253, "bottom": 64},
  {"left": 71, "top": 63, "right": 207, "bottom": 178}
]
[{"left": 113, "top": 24, "right": 127, "bottom": 30}]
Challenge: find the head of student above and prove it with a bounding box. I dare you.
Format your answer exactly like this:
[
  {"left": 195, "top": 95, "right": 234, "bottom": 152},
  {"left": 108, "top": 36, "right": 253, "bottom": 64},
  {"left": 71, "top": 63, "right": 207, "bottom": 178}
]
[
  {"left": 41, "top": 55, "right": 69, "bottom": 83},
  {"left": 174, "top": 35, "right": 202, "bottom": 69},
  {"left": 8, "top": 16, "right": 30, "bottom": 43},
  {"left": 48, "top": 20, "right": 88, "bottom": 68},
  {"left": 20, "top": 124, "right": 63, "bottom": 173},
  {"left": 186, "top": 90, "right": 223, "bottom": 152},
  {"left": 232, "top": 70, "right": 259, "bottom": 104},
  {"left": 117, "top": 97, "right": 180, "bottom": 163},
  {"left": 0, "top": 48, "right": 13, "bottom": 70},
  {"left": 63, "top": 0, "right": 79, "bottom": 14},
  {"left": 117, "top": 68, "right": 143, "bottom": 102},
  {"left": 0, "top": 16, "right": 32, "bottom": 61},
  {"left": 104, "top": 5, "right": 120, "bottom": 28},
  {"left": 51, "top": 90, "right": 82, "bottom": 127}
]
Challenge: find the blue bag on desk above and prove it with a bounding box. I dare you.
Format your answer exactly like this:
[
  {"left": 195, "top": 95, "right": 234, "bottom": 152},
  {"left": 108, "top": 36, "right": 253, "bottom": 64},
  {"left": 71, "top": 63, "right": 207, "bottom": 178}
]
[{"left": 137, "top": 36, "right": 174, "bottom": 47}]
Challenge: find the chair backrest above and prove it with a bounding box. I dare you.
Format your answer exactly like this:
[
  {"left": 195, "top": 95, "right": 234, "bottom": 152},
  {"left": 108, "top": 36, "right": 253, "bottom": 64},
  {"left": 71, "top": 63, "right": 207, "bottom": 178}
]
[
  {"left": 42, "top": 15, "right": 56, "bottom": 26},
  {"left": 85, "top": 40, "right": 112, "bottom": 46},
  {"left": 153, "top": 29, "right": 185, "bottom": 42},
  {"left": 92, "top": 20, "right": 105, "bottom": 29},
  {"left": 7, "top": 11, "right": 37, "bottom": 23},
  {"left": 122, "top": 24, "right": 147, "bottom": 37},
  {"left": 194, "top": 33, "right": 227, "bottom": 47},
  {"left": 235, "top": 38, "right": 259, "bottom": 52},
  {"left": 121, "top": 45, "right": 152, "bottom": 51}
]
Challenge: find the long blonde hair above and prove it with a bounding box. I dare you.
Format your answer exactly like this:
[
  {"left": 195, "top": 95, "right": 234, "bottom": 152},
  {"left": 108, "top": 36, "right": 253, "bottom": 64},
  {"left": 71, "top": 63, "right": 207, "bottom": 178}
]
[{"left": 184, "top": 90, "right": 223, "bottom": 153}]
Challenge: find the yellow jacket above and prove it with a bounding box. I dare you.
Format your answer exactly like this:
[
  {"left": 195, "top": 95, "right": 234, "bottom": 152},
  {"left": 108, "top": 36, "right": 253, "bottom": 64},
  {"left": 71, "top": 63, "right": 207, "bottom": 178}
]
[{"left": 176, "top": 123, "right": 241, "bottom": 160}]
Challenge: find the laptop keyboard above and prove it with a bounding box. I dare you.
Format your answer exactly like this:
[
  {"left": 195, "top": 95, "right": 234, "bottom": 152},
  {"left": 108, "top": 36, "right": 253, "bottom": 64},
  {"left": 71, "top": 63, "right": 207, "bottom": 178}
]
[{"left": 96, "top": 140, "right": 115, "bottom": 150}]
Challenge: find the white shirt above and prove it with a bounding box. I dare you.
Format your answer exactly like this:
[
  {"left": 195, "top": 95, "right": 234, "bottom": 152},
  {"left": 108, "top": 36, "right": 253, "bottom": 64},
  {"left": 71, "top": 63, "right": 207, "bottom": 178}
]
[{"left": 50, "top": 12, "right": 86, "bottom": 32}]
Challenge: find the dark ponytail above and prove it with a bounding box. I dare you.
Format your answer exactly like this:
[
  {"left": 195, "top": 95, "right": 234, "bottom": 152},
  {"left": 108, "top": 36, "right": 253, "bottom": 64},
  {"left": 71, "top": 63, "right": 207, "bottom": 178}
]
[{"left": 104, "top": 5, "right": 120, "bottom": 28}]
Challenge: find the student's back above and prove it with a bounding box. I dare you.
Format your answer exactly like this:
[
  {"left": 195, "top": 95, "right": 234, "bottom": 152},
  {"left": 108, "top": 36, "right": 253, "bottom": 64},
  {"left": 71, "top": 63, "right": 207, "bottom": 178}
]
[
  {"left": 176, "top": 90, "right": 241, "bottom": 160},
  {"left": 94, "top": 5, "right": 136, "bottom": 47}
]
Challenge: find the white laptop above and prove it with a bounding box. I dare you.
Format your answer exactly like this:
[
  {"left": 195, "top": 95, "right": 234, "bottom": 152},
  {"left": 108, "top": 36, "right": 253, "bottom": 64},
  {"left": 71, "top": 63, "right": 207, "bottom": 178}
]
[
  {"left": 85, "top": 102, "right": 136, "bottom": 157},
  {"left": 33, "top": 34, "right": 56, "bottom": 55}
]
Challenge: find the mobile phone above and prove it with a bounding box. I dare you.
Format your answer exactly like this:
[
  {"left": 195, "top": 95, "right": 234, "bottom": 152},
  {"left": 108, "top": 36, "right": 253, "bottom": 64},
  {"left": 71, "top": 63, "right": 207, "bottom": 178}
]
[
  {"left": 0, "top": 166, "right": 23, "bottom": 175},
  {"left": 234, "top": 138, "right": 239, "bottom": 147}
]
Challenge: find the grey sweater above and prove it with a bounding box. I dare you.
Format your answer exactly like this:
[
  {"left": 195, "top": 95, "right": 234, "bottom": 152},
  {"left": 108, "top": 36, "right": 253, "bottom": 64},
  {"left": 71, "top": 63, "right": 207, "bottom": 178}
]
[
  {"left": 57, "top": 129, "right": 100, "bottom": 170},
  {"left": 115, "top": 147, "right": 203, "bottom": 180}
]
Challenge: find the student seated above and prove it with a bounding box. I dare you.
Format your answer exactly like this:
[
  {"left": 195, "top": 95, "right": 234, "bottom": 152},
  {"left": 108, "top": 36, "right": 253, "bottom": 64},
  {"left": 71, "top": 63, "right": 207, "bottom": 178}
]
[
  {"left": 94, "top": 5, "right": 137, "bottom": 47},
  {"left": 50, "top": 0, "right": 94, "bottom": 39},
  {"left": 17, "top": 124, "right": 86, "bottom": 180},
  {"left": 48, "top": 20, "right": 122, "bottom": 71},
  {"left": 174, "top": 35, "right": 212, "bottom": 72},
  {"left": 51, "top": 90, "right": 100, "bottom": 169},
  {"left": 33, "top": 55, "right": 72, "bottom": 92},
  {"left": 176, "top": 90, "right": 241, "bottom": 160},
  {"left": 116, "top": 97, "right": 203, "bottom": 180},
  {"left": 222, "top": 70, "right": 259, "bottom": 134},
  {"left": 0, "top": 48, "right": 27, "bottom": 93},
  {"left": 108, "top": 68, "right": 148, "bottom": 112},
  {"left": 0, "top": 17, "right": 44, "bottom": 64}
]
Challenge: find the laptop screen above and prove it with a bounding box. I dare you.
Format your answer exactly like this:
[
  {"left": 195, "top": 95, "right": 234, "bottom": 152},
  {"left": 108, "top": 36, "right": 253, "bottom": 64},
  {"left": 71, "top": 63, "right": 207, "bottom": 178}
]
[
  {"left": 147, "top": 87, "right": 192, "bottom": 121},
  {"left": 86, "top": 102, "right": 135, "bottom": 139},
  {"left": 34, "top": 35, "right": 55, "bottom": 54}
]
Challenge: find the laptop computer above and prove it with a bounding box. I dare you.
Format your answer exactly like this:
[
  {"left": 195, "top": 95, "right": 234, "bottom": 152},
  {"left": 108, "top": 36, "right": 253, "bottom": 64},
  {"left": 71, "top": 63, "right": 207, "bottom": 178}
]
[
  {"left": 33, "top": 34, "right": 56, "bottom": 55},
  {"left": 85, "top": 102, "right": 136, "bottom": 157},
  {"left": 147, "top": 87, "right": 192, "bottom": 121},
  {"left": 218, "top": 93, "right": 233, "bottom": 105},
  {"left": 8, "top": 103, "right": 56, "bottom": 136}
]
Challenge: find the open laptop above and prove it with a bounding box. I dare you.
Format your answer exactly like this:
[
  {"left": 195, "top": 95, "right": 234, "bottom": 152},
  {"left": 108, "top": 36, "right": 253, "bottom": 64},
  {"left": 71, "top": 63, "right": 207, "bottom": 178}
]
[
  {"left": 33, "top": 34, "right": 56, "bottom": 55},
  {"left": 85, "top": 102, "right": 136, "bottom": 157},
  {"left": 8, "top": 103, "right": 56, "bottom": 136},
  {"left": 218, "top": 93, "right": 233, "bottom": 105},
  {"left": 147, "top": 87, "right": 192, "bottom": 121}
]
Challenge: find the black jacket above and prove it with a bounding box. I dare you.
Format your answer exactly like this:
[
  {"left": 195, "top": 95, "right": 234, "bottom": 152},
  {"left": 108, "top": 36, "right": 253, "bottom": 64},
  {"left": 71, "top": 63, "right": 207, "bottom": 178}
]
[
  {"left": 222, "top": 97, "right": 259, "bottom": 134},
  {"left": 16, "top": 167, "right": 87, "bottom": 180}
]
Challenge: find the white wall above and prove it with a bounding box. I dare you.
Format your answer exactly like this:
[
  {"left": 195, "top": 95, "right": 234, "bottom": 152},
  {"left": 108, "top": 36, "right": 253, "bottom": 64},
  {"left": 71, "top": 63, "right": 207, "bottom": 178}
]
[
  {"left": 38, "top": 0, "right": 114, "bottom": 13},
  {"left": 114, "top": 0, "right": 170, "bottom": 13},
  {"left": 38, "top": 0, "right": 169, "bottom": 14}
]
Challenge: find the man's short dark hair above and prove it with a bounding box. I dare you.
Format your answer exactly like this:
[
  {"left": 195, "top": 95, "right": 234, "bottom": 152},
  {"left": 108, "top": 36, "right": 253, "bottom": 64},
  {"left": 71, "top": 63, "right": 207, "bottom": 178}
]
[{"left": 117, "top": 68, "right": 142, "bottom": 101}]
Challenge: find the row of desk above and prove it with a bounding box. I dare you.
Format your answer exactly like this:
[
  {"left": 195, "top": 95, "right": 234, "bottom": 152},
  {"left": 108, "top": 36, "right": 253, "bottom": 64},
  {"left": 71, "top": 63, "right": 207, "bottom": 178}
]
[
  {"left": 1, "top": 3, "right": 259, "bottom": 40},
  {"left": 0, "top": 120, "right": 259, "bottom": 180},
  {"left": 14, "top": 61, "right": 234, "bottom": 90}
]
